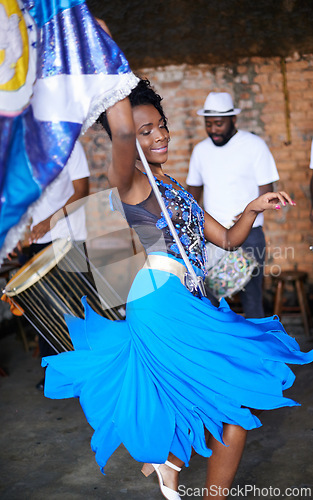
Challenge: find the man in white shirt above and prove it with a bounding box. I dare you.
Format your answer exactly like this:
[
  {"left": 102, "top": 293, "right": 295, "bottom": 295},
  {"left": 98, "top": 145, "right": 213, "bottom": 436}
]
[
  {"left": 30, "top": 140, "right": 90, "bottom": 247},
  {"left": 186, "top": 92, "right": 279, "bottom": 318},
  {"left": 28, "top": 140, "right": 90, "bottom": 387}
]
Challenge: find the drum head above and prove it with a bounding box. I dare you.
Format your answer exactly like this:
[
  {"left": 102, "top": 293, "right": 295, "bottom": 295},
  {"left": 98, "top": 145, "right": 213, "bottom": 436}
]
[{"left": 5, "top": 239, "right": 73, "bottom": 297}]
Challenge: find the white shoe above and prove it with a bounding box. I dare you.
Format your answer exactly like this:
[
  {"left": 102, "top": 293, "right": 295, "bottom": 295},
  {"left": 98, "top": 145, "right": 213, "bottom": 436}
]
[{"left": 141, "top": 460, "right": 181, "bottom": 500}]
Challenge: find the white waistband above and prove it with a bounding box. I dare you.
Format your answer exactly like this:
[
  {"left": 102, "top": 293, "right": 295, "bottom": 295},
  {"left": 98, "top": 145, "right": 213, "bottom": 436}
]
[
  {"left": 143, "top": 254, "right": 187, "bottom": 285},
  {"left": 143, "top": 254, "right": 206, "bottom": 298}
]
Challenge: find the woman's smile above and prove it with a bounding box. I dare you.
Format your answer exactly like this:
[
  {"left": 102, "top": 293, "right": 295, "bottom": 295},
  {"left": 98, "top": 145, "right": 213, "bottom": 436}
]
[
  {"left": 133, "top": 104, "right": 170, "bottom": 165},
  {"left": 151, "top": 145, "right": 168, "bottom": 153}
]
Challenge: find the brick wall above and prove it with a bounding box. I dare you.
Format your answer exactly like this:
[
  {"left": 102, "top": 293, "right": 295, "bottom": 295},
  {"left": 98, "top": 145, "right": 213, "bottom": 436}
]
[{"left": 81, "top": 53, "right": 313, "bottom": 283}]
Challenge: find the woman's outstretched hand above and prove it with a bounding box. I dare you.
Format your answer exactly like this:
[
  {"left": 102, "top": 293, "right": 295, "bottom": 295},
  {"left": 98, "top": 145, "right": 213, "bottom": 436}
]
[
  {"left": 203, "top": 191, "right": 296, "bottom": 250},
  {"left": 249, "top": 191, "right": 296, "bottom": 214}
]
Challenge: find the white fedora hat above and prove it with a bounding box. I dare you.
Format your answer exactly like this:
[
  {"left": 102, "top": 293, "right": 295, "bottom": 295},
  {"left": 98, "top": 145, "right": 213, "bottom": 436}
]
[{"left": 197, "top": 92, "right": 241, "bottom": 116}]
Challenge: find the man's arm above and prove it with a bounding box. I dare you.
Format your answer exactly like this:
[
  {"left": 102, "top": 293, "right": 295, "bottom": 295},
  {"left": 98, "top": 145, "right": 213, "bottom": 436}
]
[
  {"left": 30, "top": 177, "right": 89, "bottom": 243},
  {"left": 186, "top": 185, "right": 203, "bottom": 205},
  {"left": 259, "top": 182, "right": 274, "bottom": 196}
]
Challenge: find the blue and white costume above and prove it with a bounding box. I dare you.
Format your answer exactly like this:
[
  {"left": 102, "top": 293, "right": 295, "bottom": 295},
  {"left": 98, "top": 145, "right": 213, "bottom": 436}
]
[{"left": 43, "top": 175, "right": 313, "bottom": 473}]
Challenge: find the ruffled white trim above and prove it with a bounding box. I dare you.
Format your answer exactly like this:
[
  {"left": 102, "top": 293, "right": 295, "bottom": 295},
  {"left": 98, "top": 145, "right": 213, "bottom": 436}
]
[
  {"left": 81, "top": 72, "right": 139, "bottom": 134},
  {"left": 0, "top": 72, "right": 139, "bottom": 265}
]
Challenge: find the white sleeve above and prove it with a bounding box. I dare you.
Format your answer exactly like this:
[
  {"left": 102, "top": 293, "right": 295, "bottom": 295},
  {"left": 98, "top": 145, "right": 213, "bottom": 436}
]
[
  {"left": 253, "top": 138, "right": 279, "bottom": 186},
  {"left": 310, "top": 139, "right": 313, "bottom": 170},
  {"left": 186, "top": 146, "right": 204, "bottom": 186},
  {"left": 67, "top": 141, "right": 90, "bottom": 181}
]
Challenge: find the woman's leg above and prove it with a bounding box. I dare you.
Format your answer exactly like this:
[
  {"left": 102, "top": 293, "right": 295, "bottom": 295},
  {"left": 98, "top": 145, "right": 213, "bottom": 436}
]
[
  {"left": 142, "top": 422, "right": 249, "bottom": 496},
  {"left": 203, "top": 424, "right": 247, "bottom": 499}
]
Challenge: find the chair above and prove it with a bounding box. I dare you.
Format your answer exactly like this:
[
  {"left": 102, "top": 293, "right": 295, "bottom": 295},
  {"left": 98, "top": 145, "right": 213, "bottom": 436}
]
[{"left": 272, "top": 270, "right": 312, "bottom": 338}]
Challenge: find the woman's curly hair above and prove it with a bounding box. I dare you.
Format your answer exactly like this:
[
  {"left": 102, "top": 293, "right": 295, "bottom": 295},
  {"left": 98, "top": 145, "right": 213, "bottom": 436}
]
[{"left": 97, "top": 78, "right": 168, "bottom": 139}]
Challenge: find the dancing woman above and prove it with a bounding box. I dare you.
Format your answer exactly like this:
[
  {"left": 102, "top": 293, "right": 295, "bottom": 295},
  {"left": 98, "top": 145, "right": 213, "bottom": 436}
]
[{"left": 43, "top": 78, "right": 313, "bottom": 499}]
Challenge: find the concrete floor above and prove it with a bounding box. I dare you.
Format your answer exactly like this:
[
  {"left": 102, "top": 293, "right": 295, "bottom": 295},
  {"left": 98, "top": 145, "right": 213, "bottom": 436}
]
[{"left": 0, "top": 317, "right": 313, "bottom": 500}]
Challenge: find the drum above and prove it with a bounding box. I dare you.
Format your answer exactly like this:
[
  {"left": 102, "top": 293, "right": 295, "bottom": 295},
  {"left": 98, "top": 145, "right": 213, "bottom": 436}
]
[
  {"left": 4, "top": 239, "right": 124, "bottom": 352},
  {"left": 205, "top": 246, "right": 259, "bottom": 301}
]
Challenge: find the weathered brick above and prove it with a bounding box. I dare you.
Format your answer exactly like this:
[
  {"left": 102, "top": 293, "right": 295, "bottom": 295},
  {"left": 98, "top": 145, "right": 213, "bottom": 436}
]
[
  {"left": 301, "top": 89, "right": 313, "bottom": 100},
  {"left": 82, "top": 53, "right": 313, "bottom": 283},
  {"left": 286, "top": 60, "right": 310, "bottom": 71}
]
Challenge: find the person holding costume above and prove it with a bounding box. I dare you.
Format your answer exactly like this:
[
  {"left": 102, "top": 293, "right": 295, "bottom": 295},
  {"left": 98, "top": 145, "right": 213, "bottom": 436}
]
[
  {"left": 8, "top": 141, "right": 90, "bottom": 389},
  {"left": 42, "top": 77, "right": 313, "bottom": 500}
]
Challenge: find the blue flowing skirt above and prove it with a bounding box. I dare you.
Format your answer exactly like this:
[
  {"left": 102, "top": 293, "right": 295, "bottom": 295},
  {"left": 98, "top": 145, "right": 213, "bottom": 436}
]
[{"left": 42, "top": 268, "right": 313, "bottom": 473}]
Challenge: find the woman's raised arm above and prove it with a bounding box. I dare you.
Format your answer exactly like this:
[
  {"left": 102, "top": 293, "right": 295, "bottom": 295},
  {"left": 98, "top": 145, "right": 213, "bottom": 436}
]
[{"left": 106, "top": 98, "right": 137, "bottom": 196}]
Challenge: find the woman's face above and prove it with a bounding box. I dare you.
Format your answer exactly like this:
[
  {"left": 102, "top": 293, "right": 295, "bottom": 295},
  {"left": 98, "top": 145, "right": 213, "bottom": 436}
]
[{"left": 133, "top": 104, "right": 170, "bottom": 166}]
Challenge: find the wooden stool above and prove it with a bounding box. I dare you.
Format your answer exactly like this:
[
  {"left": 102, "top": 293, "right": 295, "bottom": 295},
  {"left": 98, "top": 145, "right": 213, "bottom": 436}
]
[{"left": 273, "top": 270, "right": 312, "bottom": 337}]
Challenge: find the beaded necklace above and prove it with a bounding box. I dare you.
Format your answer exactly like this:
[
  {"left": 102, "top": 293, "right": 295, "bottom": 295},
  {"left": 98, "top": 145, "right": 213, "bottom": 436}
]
[{"left": 150, "top": 173, "right": 208, "bottom": 274}]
